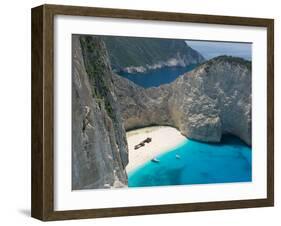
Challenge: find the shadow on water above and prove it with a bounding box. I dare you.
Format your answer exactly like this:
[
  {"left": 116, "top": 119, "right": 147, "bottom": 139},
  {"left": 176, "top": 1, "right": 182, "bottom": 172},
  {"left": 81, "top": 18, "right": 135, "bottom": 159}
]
[{"left": 189, "top": 133, "right": 251, "bottom": 148}]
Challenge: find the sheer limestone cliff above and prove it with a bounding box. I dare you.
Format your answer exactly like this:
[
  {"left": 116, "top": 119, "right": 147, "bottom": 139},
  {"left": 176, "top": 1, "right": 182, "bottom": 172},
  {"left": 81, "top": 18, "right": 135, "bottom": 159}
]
[
  {"left": 72, "top": 34, "right": 251, "bottom": 190},
  {"left": 114, "top": 56, "right": 252, "bottom": 145},
  {"left": 72, "top": 35, "right": 128, "bottom": 190}
]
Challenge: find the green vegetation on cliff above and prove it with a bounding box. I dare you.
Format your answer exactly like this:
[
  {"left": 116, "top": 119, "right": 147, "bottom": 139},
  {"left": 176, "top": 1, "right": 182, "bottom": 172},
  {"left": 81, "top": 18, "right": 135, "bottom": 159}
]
[
  {"left": 72, "top": 35, "right": 128, "bottom": 190},
  {"left": 79, "top": 36, "right": 114, "bottom": 118},
  {"left": 101, "top": 36, "right": 205, "bottom": 72}
]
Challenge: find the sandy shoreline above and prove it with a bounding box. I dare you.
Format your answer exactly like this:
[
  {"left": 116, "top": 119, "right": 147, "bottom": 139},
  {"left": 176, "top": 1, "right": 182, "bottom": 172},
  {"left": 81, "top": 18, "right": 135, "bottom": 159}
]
[{"left": 125, "top": 126, "right": 187, "bottom": 173}]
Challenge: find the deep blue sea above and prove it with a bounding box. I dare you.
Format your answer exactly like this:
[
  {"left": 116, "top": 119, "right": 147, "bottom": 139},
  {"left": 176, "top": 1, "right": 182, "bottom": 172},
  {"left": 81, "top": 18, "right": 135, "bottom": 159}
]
[
  {"left": 128, "top": 135, "right": 252, "bottom": 187},
  {"left": 118, "top": 65, "right": 197, "bottom": 88}
]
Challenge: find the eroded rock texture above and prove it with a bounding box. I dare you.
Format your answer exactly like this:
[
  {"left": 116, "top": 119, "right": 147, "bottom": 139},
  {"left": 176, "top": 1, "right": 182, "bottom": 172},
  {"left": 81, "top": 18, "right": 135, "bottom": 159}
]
[
  {"left": 72, "top": 34, "right": 251, "bottom": 190},
  {"left": 72, "top": 35, "right": 128, "bottom": 190},
  {"left": 114, "top": 56, "right": 251, "bottom": 145}
]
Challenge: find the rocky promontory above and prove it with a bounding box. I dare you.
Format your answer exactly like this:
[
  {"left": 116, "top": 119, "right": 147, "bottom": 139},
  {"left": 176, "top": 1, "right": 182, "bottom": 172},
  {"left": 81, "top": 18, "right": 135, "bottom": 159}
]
[
  {"left": 102, "top": 36, "right": 205, "bottom": 73},
  {"left": 113, "top": 56, "right": 252, "bottom": 145}
]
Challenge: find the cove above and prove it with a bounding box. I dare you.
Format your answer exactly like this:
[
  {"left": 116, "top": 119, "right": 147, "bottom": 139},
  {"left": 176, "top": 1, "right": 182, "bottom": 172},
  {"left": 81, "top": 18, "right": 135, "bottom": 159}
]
[
  {"left": 128, "top": 135, "right": 252, "bottom": 188},
  {"left": 118, "top": 64, "right": 197, "bottom": 88}
]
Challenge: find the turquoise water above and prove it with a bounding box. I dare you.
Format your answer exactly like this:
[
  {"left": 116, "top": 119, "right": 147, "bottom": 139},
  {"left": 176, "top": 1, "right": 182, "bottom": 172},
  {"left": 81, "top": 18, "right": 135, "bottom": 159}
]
[
  {"left": 118, "top": 65, "right": 197, "bottom": 88},
  {"left": 128, "top": 135, "right": 252, "bottom": 187}
]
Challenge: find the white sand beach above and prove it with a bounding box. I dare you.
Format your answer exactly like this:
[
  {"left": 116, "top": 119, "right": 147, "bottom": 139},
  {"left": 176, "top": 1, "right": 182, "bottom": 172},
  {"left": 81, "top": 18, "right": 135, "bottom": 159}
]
[{"left": 125, "top": 126, "right": 187, "bottom": 173}]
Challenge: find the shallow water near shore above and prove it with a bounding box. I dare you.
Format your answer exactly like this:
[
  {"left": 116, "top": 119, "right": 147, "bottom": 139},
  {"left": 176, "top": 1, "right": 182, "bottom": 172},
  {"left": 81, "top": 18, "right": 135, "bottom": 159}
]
[{"left": 128, "top": 135, "right": 252, "bottom": 187}]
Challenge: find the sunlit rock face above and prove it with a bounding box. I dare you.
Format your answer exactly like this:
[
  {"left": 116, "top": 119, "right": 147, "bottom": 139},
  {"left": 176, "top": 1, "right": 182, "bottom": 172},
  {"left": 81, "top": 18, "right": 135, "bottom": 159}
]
[
  {"left": 72, "top": 34, "right": 251, "bottom": 190},
  {"left": 114, "top": 56, "right": 251, "bottom": 145},
  {"left": 72, "top": 35, "right": 128, "bottom": 190}
]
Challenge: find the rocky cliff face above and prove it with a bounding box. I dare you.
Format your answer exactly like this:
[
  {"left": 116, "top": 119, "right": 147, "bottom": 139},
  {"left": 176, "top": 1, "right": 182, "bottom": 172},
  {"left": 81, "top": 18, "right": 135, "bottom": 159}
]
[
  {"left": 72, "top": 34, "right": 251, "bottom": 190},
  {"left": 101, "top": 36, "right": 205, "bottom": 73},
  {"left": 114, "top": 56, "right": 252, "bottom": 145},
  {"left": 72, "top": 35, "right": 128, "bottom": 190}
]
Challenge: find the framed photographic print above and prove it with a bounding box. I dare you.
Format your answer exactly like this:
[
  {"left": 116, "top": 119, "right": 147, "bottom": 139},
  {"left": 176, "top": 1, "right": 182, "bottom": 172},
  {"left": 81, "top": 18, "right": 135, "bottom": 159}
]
[{"left": 31, "top": 4, "right": 274, "bottom": 221}]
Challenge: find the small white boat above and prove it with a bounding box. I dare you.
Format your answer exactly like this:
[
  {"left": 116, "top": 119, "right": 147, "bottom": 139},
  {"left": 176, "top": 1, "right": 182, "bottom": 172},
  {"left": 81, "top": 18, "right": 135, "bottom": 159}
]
[
  {"left": 176, "top": 154, "right": 181, "bottom": 159},
  {"left": 151, "top": 158, "right": 160, "bottom": 163}
]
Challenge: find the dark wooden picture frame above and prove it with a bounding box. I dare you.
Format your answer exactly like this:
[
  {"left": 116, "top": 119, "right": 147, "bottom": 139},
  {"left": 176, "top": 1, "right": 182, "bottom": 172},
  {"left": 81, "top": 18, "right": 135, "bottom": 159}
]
[{"left": 31, "top": 4, "right": 274, "bottom": 221}]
